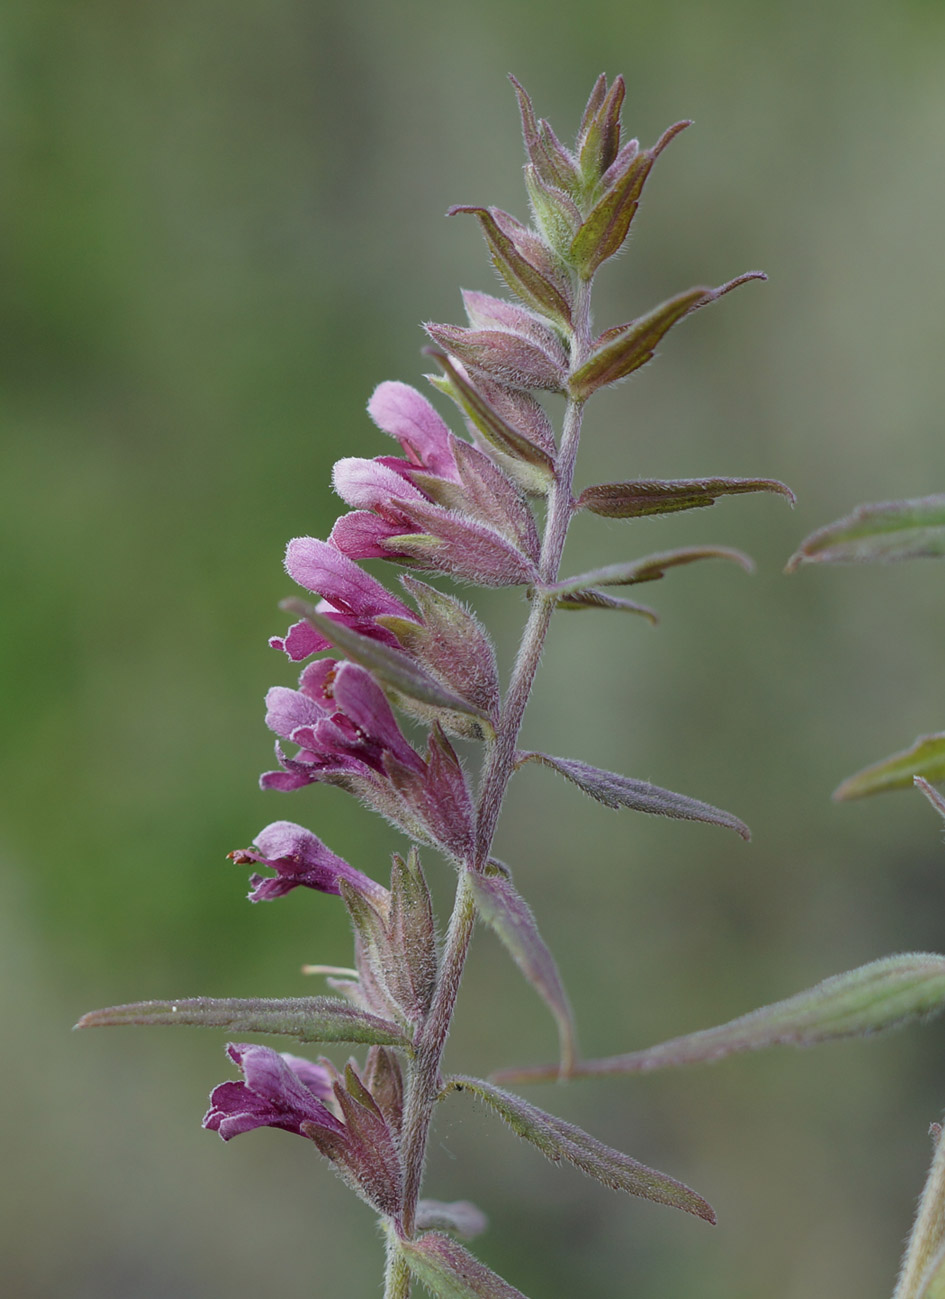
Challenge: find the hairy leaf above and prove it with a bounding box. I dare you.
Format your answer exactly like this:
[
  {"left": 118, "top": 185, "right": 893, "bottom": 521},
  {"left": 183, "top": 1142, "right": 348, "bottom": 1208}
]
[
  {"left": 517, "top": 752, "right": 750, "bottom": 840},
  {"left": 553, "top": 587, "right": 658, "bottom": 621},
  {"left": 786, "top": 494, "right": 945, "bottom": 570},
  {"left": 415, "top": 1200, "right": 489, "bottom": 1241},
  {"left": 833, "top": 733, "right": 945, "bottom": 801},
  {"left": 446, "top": 1076, "right": 715, "bottom": 1222},
  {"left": 447, "top": 204, "right": 572, "bottom": 329},
  {"left": 75, "top": 996, "right": 409, "bottom": 1047},
  {"left": 917, "top": 777, "right": 945, "bottom": 822},
  {"left": 280, "top": 602, "right": 491, "bottom": 727},
  {"left": 543, "top": 545, "right": 754, "bottom": 597},
  {"left": 569, "top": 274, "right": 765, "bottom": 399},
  {"left": 578, "top": 476, "right": 795, "bottom": 519},
  {"left": 400, "top": 1231, "right": 531, "bottom": 1299},
  {"left": 468, "top": 867, "right": 577, "bottom": 1076},
  {"left": 495, "top": 953, "right": 945, "bottom": 1083}
]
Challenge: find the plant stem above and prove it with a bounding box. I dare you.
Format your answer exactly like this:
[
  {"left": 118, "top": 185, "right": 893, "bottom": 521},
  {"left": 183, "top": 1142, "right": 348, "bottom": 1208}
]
[
  {"left": 393, "top": 276, "right": 596, "bottom": 1253},
  {"left": 383, "top": 1239, "right": 413, "bottom": 1299}
]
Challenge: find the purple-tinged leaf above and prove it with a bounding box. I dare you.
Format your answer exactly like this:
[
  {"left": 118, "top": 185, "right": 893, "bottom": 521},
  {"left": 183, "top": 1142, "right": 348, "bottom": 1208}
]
[
  {"left": 415, "top": 1200, "right": 489, "bottom": 1241},
  {"left": 543, "top": 545, "right": 754, "bottom": 597},
  {"left": 382, "top": 500, "right": 541, "bottom": 587},
  {"left": 511, "top": 76, "right": 581, "bottom": 198},
  {"left": 279, "top": 601, "right": 490, "bottom": 726},
  {"left": 569, "top": 274, "right": 766, "bottom": 399},
  {"left": 447, "top": 205, "right": 572, "bottom": 329},
  {"left": 446, "top": 1077, "right": 715, "bottom": 1223},
  {"left": 378, "top": 576, "right": 500, "bottom": 732},
  {"left": 390, "top": 849, "right": 438, "bottom": 1022},
  {"left": 917, "top": 777, "right": 945, "bottom": 823},
  {"left": 467, "top": 867, "right": 577, "bottom": 1076},
  {"left": 425, "top": 323, "right": 566, "bottom": 394},
  {"left": 552, "top": 587, "right": 658, "bottom": 621},
  {"left": 424, "top": 351, "right": 556, "bottom": 485},
  {"left": 338, "top": 881, "right": 406, "bottom": 1027},
  {"left": 833, "top": 733, "right": 945, "bottom": 802},
  {"left": 895, "top": 1125, "right": 945, "bottom": 1299},
  {"left": 786, "top": 494, "right": 945, "bottom": 570},
  {"left": 384, "top": 729, "right": 475, "bottom": 863},
  {"left": 578, "top": 476, "right": 795, "bottom": 519},
  {"left": 412, "top": 439, "right": 540, "bottom": 561},
  {"left": 495, "top": 953, "right": 945, "bottom": 1084},
  {"left": 75, "top": 996, "right": 410, "bottom": 1047},
  {"left": 517, "top": 752, "right": 750, "bottom": 840},
  {"left": 461, "top": 290, "right": 567, "bottom": 361},
  {"left": 362, "top": 1045, "right": 405, "bottom": 1137},
  {"left": 319, "top": 1063, "right": 404, "bottom": 1217},
  {"left": 400, "top": 1231, "right": 531, "bottom": 1299}
]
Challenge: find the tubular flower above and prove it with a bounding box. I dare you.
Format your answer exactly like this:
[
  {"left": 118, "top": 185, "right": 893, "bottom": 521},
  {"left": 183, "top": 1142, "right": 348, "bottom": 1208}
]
[{"left": 229, "top": 820, "right": 389, "bottom": 905}]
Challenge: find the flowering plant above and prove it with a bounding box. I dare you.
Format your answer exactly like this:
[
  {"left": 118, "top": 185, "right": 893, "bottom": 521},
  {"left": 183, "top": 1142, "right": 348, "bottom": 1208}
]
[{"left": 78, "top": 75, "right": 945, "bottom": 1297}]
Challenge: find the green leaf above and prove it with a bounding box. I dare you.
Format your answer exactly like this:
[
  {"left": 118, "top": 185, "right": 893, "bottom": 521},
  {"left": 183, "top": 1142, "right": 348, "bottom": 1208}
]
[
  {"left": 833, "top": 732, "right": 945, "bottom": 801},
  {"left": 75, "top": 996, "right": 410, "bottom": 1047},
  {"left": 494, "top": 953, "right": 945, "bottom": 1084},
  {"left": 279, "top": 601, "right": 491, "bottom": 727},
  {"left": 569, "top": 274, "right": 765, "bottom": 399},
  {"left": 577, "top": 476, "right": 795, "bottom": 519},
  {"left": 468, "top": 866, "right": 577, "bottom": 1076},
  {"left": 400, "top": 1232, "right": 531, "bottom": 1299},
  {"left": 553, "top": 588, "right": 658, "bottom": 621},
  {"left": 786, "top": 494, "right": 945, "bottom": 570},
  {"left": 424, "top": 349, "right": 556, "bottom": 480},
  {"left": 446, "top": 1076, "right": 715, "bottom": 1223},
  {"left": 542, "top": 545, "right": 754, "bottom": 597},
  {"left": 517, "top": 751, "right": 750, "bottom": 840},
  {"left": 917, "top": 777, "right": 945, "bottom": 822},
  {"left": 447, "top": 205, "right": 572, "bottom": 329}
]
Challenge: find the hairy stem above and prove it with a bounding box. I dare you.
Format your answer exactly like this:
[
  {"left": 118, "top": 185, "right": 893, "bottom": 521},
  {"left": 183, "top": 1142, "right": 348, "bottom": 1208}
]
[
  {"left": 383, "top": 1239, "right": 413, "bottom": 1299},
  {"left": 393, "top": 276, "right": 596, "bottom": 1253}
]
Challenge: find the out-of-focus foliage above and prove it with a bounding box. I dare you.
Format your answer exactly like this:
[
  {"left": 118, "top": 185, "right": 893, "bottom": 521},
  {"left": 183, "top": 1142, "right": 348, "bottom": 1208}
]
[{"left": 4, "top": 1, "right": 945, "bottom": 1296}]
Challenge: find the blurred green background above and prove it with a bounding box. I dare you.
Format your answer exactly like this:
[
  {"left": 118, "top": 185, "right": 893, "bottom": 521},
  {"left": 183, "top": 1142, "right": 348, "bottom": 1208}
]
[{"left": 4, "top": 0, "right": 945, "bottom": 1294}]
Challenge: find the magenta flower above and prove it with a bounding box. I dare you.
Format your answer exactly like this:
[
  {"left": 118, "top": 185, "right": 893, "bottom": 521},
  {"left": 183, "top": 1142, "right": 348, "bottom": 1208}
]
[
  {"left": 271, "top": 536, "right": 418, "bottom": 663},
  {"left": 229, "top": 820, "right": 389, "bottom": 905},
  {"left": 329, "top": 381, "right": 540, "bottom": 587},
  {"left": 203, "top": 1043, "right": 342, "bottom": 1141},
  {"left": 262, "top": 658, "right": 424, "bottom": 791},
  {"left": 262, "top": 658, "right": 474, "bottom": 856}
]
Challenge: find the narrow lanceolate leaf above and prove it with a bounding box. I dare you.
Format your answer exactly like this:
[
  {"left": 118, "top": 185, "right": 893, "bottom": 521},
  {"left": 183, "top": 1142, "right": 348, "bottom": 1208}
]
[
  {"left": 517, "top": 752, "right": 750, "bottom": 840},
  {"left": 578, "top": 476, "right": 795, "bottom": 519},
  {"left": 569, "top": 120, "right": 690, "bottom": 278},
  {"left": 543, "top": 545, "right": 754, "bottom": 597},
  {"left": 786, "top": 494, "right": 945, "bottom": 570},
  {"left": 446, "top": 1077, "right": 715, "bottom": 1223},
  {"left": 569, "top": 273, "right": 766, "bottom": 399},
  {"left": 894, "top": 1127, "right": 945, "bottom": 1299},
  {"left": 833, "top": 733, "right": 945, "bottom": 802},
  {"left": 467, "top": 867, "right": 577, "bottom": 1077},
  {"left": 553, "top": 588, "right": 658, "bottom": 621},
  {"left": 400, "top": 1231, "right": 531, "bottom": 1299},
  {"left": 75, "top": 997, "right": 410, "bottom": 1047},
  {"left": 424, "top": 350, "right": 556, "bottom": 481},
  {"left": 917, "top": 777, "right": 945, "bottom": 822},
  {"left": 494, "top": 953, "right": 945, "bottom": 1084},
  {"left": 279, "top": 602, "right": 490, "bottom": 727},
  {"left": 425, "top": 323, "right": 566, "bottom": 393},
  {"left": 448, "top": 205, "right": 572, "bottom": 329},
  {"left": 415, "top": 1200, "right": 489, "bottom": 1241}
]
